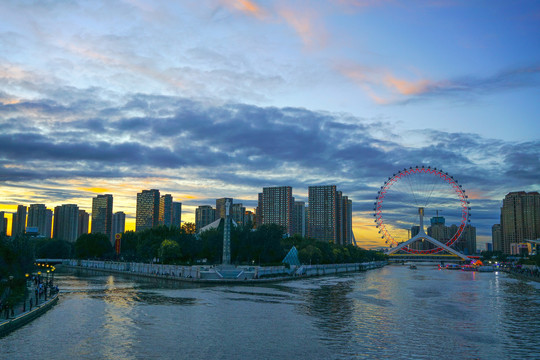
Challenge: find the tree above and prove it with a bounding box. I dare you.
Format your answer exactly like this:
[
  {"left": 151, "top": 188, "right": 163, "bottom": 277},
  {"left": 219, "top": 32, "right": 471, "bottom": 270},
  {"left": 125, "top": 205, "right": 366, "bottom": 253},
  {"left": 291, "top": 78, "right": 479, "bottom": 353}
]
[
  {"left": 159, "top": 239, "right": 182, "bottom": 264},
  {"left": 75, "top": 233, "right": 113, "bottom": 259},
  {"left": 182, "top": 222, "right": 196, "bottom": 235}
]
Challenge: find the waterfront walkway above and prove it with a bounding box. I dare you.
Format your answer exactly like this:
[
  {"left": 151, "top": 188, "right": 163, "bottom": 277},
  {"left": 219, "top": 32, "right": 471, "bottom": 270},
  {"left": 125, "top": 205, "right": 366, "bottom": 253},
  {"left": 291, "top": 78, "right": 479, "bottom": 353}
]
[
  {"left": 64, "top": 260, "right": 387, "bottom": 284},
  {"left": 0, "top": 290, "right": 59, "bottom": 337}
]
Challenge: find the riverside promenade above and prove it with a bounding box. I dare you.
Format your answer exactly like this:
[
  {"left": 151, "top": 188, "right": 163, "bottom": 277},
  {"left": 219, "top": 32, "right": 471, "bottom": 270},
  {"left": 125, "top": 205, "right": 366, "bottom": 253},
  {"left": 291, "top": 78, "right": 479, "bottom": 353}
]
[
  {"left": 0, "top": 290, "right": 59, "bottom": 337},
  {"left": 64, "top": 259, "right": 387, "bottom": 283}
]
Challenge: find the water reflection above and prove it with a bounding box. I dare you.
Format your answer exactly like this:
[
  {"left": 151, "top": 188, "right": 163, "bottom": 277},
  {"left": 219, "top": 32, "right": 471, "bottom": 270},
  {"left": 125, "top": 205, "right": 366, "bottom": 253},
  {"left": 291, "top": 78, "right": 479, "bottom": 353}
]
[{"left": 1, "top": 266, "right": 539, "bottom": 360}]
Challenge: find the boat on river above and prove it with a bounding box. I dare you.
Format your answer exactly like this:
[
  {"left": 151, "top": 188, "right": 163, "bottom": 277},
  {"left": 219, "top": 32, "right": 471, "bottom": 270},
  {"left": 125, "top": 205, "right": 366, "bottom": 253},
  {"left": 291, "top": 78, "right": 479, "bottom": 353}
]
[{"left": 409, "top": 265, "right": 417, "bottom": 270}]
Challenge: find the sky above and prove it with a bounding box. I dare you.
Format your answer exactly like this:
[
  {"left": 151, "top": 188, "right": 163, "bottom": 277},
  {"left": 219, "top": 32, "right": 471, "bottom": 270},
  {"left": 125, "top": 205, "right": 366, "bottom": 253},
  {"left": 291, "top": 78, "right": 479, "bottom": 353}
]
[{"left": 0, "top": 0, "right": 539, "bottom": 249}]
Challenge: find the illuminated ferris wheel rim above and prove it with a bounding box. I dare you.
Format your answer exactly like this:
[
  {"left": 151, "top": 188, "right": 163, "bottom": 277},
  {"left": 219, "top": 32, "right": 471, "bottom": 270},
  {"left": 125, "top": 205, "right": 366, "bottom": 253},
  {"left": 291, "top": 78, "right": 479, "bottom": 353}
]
[{"left": 373, "top": 165, "right": 471, "bottom": 254}]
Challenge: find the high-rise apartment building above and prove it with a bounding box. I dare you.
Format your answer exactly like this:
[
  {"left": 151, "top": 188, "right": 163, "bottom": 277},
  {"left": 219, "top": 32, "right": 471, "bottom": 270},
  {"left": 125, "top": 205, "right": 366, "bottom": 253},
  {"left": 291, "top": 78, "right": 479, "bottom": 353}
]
[
  {"left": 0, "top": 212, "right": 7, "bottom": 235},
  {"left": 244, "top": 210, "right": 254, "bottom": 227},
  {"left": 92, "top": 194, "right": 113, "bottom": 241},
  {"left": 231, "top": 203, "right": 245, "bottom": 226},
  {"left": 216, "top": 198, "right": 233, "bottom": 220},
  {"left": 27, "top": 204, "right": 53, "bottom": 238},
  {"left": 307, "top": 186, "right": 354, "bottom": 245},
  {"left": 159, "top": 194, "right": 173, "bottom": 227},
  {"left": 11, "top": 205, "right": 27, "bottom": 236},
  {"left": 492, "top": 224, "right": 502, "bottom": 252},
  {"left": 78, "top": 210, "right": 89, "bottom": 237},
  {"left": 112, "top": 211, "right": 126, "bottom": 236},
  {"left": 255, "top": 193, "right": 263, "bottom": 229},
  {"left": 500, "top": 191, "right": 540, "bottom": 254},
  {"left": 261, "top": 186, "right": 293, "bottom": 235},
  {"left": 196, "top": 205, "right": 216, "bottom": 231},
  {"left": 308, "top": 185, "right": 337, "bottom": 243},
  {"left": 136, "top": 189, "right": 160, "bottom": 232},
  {"left": 292, "top": 201, "right": 306, "bottom": 237},
  {"left": 342, "top": 197, "right": 353, "bottom": 245},
  {"left": 172, "top": 202, "right": 182, "bottom": 228},
  {"left": 53, "top": 204, "right": 79, "bottom": 242}
]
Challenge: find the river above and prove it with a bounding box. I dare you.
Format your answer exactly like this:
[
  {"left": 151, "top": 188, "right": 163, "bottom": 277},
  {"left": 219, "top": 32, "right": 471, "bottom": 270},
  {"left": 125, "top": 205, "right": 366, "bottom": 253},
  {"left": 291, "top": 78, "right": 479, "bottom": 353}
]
[{"left": 1, "top": 265, "right": 539, "bottom": 359}]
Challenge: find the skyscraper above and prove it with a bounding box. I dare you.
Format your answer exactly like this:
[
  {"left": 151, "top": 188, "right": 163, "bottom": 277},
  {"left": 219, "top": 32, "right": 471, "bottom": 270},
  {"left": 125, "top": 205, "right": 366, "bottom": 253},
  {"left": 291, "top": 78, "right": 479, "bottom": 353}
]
[
  {"left": 136, "top": 189, "right": 160, "bottom": 232},
  {"left": 78, "top": 210, "right": 89, "bottom": 237},
  {"left": 196, "top": 205, "right": 216, "bottom": 231},
  {"left": 492, "top": 224, "right": 502, "bottom": 252},
  {"left": 53, "top": 204, "right": 79, "bottom": 242},
  {"left": 231, "top": 203, "right": 245, "bottom": 226},
  {"left": 172, "top": 202, "right": 182, "bottom": 228},
  {"left": 159, "top": 194, "right": 173, "bottom": 227},
  {"left": 500, "top": 191, "right": 540, "bottom": 254},
  {"left": 262, "top": 186, "right": 293, "bottom": 234},
  {"left": 0, "top": 212, "right": 7, "bottom": 235},
  {"left": 292, "top": 201, "right": 306, "bottom": 237},
  {"left": 112, "top": 211, "right": 126, "bottom": 236},
  {"left": 255, "top": 192, "right": 263, "bottom": 229},
  {"left": 27, "top": 204, "right": 53, "bottom": 238},
  {"left": 11, "top": 205, "right": 27, "bottom": 236},
  {"left": 342, "top": 197, "right": 353, "bottom": 245},
  {"left": 92, "top": 194, "right": 113, "bottom": 241},
  {"left": 216, "top": 198, "right": 233, "bottom": 219},
  {"left": 308, "top": 185, "right": 337, "bottom": 243}
]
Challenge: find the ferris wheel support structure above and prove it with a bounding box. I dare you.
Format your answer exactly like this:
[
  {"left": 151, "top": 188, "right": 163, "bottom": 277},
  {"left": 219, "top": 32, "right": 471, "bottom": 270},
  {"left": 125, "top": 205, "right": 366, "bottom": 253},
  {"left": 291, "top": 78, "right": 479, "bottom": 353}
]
[{"left": 386, "top": 207, "right": 470, "bottom": 260}]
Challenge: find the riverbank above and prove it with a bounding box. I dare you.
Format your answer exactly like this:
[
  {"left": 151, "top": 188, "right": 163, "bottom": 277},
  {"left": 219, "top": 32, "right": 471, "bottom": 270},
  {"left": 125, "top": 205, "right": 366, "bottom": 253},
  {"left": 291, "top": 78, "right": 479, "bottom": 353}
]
[
  {"left": 501, "top": 267, "right": 540, "bottom": 283},
  {"left": 0, "top": 292, "right": 59, "bottom": 337},
  {"left": 62, "top": 260, "right": 387, "bottom": 284}
]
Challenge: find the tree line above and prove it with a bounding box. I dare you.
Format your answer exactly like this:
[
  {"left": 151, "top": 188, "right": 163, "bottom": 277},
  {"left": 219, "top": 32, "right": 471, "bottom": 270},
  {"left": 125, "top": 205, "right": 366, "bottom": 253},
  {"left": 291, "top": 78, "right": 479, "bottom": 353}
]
[{"left": 73, "top": 221, "right": 386, "bottom": 265}]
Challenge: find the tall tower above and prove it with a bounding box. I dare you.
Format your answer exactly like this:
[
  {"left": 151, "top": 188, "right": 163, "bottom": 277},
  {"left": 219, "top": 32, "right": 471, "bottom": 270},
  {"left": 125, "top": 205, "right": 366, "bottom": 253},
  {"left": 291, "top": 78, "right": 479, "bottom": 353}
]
[
  {"left": 78, "top": 210, "right": 89, "bottom": 237},
  {"left": 53, "top": 204, "right": 79, "bottom": 242},
  {"left": 222, "top": 199, "right": 231, "bottom": 265},
  {"left": 0, "top": 212, "right": 7, "bottom": 235},
  {"left": 500, "top": 191, "right": 540, "bottom": 254},
  {"left": 172, "top": 202, "right": 182, "bottom": 228},
  {"left": 308, "top": 185, "right": 337, "bottom": 243},
  {"left": 136, "top": 189, "right": 160, "bottom": 232},
  {"left": 159, "top": 194, "right": 173, "bottom": 227},
  {"left": 262, "top": 186, "right": 293, "bottom": 234},
  {"left": 92, "top": 194, "right": 113, "bottom": 242},
  {"left": 112, "top": 211, "right": 126, "bottom": 236},
  {"left": 11, "top": 205, "right": 27, "bottom": 236},
  {"left": 292, "top": 201, "right": 306, "bottom": 237},
  {"left": 27, "top": 204, "right": 53, "bottom": 238},
  {"left": 492, "top": 224, "right": 502, "bottom": 252}
]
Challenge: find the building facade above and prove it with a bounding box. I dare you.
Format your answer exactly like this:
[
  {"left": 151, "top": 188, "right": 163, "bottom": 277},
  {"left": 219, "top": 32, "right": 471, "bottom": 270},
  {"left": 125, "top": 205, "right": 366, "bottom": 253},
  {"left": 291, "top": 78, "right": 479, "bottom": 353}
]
[
  {"left": 78, "top": 210, "right": 89, "bottom": 237},
  {"left": 136, "top": 189, "right": 160, "bottom": 232},
  {"left": 0, "top": 212, "right": 7, "bottom": 235},
  {"left": 216, "top": 198, "right": 233, "bottom": 220},
  {"left": 261, "top": 186, "right": 293, "bottom": 235},
  {"left": 500, "top": 191, "right": 540, "bottom": 254},
  {"left": 308, "top": 185, "right": 337, "bottom": 243},
  {"left": 11, "top": 205, "right": 27, "bottom": 236},
  {"left": 159, "top": 194, "right": 173, "bottom": 227},
  {"left": 492, "top": 224, "right": 502, "bottom": 252},
  {"left": 172, "top": 202, "right": 182, "bottom": 228},
  {"left": 112, "top": 211, "right": 126, "bottom": 236},
  {"left": 27, "top": 204, "right": 52, "bottom": 238},
  {"left": 231, "top": 203, "right": 245, "bottom": 226},
  {"left": 53, "top": 204, "right": 79, "bottom": 242},
  {"left": 196, "top": 205, "right": 216, "bottom": 231},
  {"left": 292, "top": 201, "right": 306, "bottom": 237},
  {"left": 91, "top": 194, "right": 113, "bottom": 242}
]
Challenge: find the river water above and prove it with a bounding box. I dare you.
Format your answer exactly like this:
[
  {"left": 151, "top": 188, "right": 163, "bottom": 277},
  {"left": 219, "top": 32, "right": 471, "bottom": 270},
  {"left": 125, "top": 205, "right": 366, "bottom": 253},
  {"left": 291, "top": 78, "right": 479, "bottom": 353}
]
[{"left": 1, "top": 265, "right": 539, "bottom": 360}]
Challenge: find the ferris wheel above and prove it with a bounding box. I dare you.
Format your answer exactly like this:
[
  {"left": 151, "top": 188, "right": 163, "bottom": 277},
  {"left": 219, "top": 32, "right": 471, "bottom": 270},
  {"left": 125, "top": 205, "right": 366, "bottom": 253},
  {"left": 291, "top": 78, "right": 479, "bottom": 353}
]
[{"left": 373, "top": 166, "right": 471, "bottom": 254}]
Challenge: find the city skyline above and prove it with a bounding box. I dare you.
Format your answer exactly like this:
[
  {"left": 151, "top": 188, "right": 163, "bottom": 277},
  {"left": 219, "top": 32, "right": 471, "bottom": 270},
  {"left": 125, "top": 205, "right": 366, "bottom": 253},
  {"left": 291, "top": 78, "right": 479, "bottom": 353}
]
[{"left": 1, "top": 1, "right": 539, "bottom": 249}]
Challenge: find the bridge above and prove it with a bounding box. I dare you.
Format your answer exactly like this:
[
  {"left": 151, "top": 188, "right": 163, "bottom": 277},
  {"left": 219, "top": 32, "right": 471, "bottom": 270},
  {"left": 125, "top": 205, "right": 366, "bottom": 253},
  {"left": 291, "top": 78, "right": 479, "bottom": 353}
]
[
  {"left": 388, "top": 254, "right": 467, "bottom": 263},
  {"left": 35, "top": 259, "right": 66, "bottom": 266}
]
